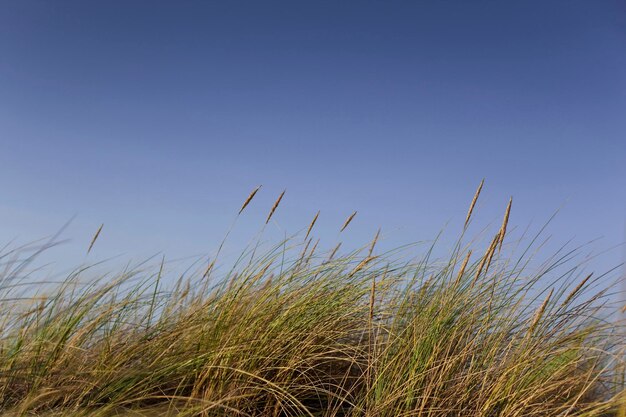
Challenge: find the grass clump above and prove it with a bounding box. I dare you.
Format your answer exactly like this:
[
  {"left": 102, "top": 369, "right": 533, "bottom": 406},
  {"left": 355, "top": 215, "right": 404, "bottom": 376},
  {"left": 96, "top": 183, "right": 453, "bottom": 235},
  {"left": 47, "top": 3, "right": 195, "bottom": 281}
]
[{"left": 0, "top": 187, "right": 624, "bottom": 416}]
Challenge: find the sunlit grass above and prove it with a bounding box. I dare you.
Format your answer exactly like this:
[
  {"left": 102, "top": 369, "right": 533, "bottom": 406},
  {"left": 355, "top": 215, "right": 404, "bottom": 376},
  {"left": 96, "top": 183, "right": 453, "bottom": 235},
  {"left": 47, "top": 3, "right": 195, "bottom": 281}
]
[{"left": 0, "top": 186, "right": 624, "bottom": 416}]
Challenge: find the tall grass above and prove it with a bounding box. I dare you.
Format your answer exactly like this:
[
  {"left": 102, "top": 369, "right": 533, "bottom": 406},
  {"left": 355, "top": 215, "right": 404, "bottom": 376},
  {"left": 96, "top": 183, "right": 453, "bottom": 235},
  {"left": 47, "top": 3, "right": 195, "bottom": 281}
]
[{"left": 0, "top": 188, "right": 624, "bottom": 416}]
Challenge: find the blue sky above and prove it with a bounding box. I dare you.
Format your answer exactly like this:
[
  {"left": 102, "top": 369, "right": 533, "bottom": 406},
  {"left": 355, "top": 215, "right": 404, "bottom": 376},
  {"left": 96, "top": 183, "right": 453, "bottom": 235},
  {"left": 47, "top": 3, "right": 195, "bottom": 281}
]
[{"left": 1, "top": 1, "right": 625, "bottom": 283}]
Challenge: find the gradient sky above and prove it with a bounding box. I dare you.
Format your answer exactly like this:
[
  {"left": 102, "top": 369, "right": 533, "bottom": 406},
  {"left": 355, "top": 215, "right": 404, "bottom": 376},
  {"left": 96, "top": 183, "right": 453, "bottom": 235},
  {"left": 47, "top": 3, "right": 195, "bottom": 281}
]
[{"left": 1, "top": 1, "right": 625, "bottom": 283}]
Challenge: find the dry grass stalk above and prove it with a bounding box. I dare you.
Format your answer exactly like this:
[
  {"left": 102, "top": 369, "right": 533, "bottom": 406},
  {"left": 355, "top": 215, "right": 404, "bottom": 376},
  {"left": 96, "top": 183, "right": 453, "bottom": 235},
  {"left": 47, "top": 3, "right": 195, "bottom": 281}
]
[
  {"left": 366, "top": 273, "right": 377, "bottom": 398},
  {"left": 340, "top": 211, "right": 357, "bottom": 232},
  {"left": 239, "top": 185, "right": 262, "bottom": 215},
  {"left": 561, "top": 273, "right": 593, "bottom": 308},
  {"left": 472, "top": 232, "right": 500, "bottom": 286},
  {"left": 328, "top": 242, "right": 342, "bottom": 262},
  {"left": 298, "top": 238, "right": 313, "bottom": 264},
  {"left": 202, "top": 259, "right": 215, "bottom": 279},
  {"left": 528, "top": 288, "right": 554, "bottom": 336},
  {"left": 454, "top": 250, "right": 472, "bottom": 287},
  {"left": 464, "top": 179, "right": 484, "bottom": 229},
  {"left": 266, "top": 190, "right": 286, "bottom": 224},
  {"left": 497, "top": 197, "right": 512, "bottom": 252},
  {"left": 483, "top": 231, "right": 501, "bottom": 277},
  {"left": 304, "top": 211, "right": 320, "bottom": 241},
  {"left": 253, "top": 261, "right": 272, "bottom": 283},
  {"left": 306, "top": 239, "right": 320, "bottom": 263},
  {"left": 180, "top": 279, "right": 191, "bottom": 300},
  {"left": 147, "top": 255, "right": 165, "bottom": 328},
  {"left": 349, "top": 256, "right": 376, "bottom": 277},
  {"left": 368, "top": 228, "right": 381, "bottom": 258},
  {"left": 87, "top": 223, "right": 104, "bottom": 254},
  {"left": 369, "top": 276, "right": 376, "bottom": 324}
]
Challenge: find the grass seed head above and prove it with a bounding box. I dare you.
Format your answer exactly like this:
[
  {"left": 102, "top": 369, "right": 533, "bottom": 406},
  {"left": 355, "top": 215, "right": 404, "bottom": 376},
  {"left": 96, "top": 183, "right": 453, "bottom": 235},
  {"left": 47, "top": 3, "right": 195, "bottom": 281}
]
[
  {"left": 87, "top": 223, "right": 104, "bottom": 254},
  {"left": 528, "top": 287, "right": 554, "bottom": 336},
  {"left": 328, "top": 242, "right": 342, "bottom": 261},
  {"left": 340, "top": 211, "right": 357, "bottom": 232},
  {"left": 454, "top": 250, "right": 472, "bottom": 287},
  {"left": 266, "top": 189, "right": 286, "bottom": 224},
  {"left": 304, "top": 210, "right": 320, "bottom": 241},
  {"left": 498, "top": 197, "right": 512, "bottom": 252},
  {"left": 464, "top": 179, "right": 484, "bottom": 229},
  {"left": 239, "top": 185, "right": 262, "bottom": 215},
  {"left": 368, "top": 228, "right": 381, "bottom": 257},
  {"left": 561, "top": 273, "right": 593, "bottom": 308}
]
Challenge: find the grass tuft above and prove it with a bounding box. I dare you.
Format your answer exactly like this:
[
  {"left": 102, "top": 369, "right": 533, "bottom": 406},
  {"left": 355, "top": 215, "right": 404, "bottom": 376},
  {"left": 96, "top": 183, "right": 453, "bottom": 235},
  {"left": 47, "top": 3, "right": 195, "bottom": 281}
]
[{"left": 0, "top": 192, "right": 623, "bottom": 416}]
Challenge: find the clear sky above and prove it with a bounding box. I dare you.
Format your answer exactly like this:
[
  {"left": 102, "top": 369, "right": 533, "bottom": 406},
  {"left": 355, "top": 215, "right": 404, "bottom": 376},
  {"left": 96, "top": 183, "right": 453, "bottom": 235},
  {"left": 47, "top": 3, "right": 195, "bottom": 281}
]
[{"left": 1, "top": 1, "right": 625, "bottom": 283}]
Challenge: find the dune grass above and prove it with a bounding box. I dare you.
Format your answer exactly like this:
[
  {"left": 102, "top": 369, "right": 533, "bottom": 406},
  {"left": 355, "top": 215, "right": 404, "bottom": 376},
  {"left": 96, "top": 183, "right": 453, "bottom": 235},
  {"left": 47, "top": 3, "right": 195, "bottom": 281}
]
[{"left": 0, "top": 187, "right": 624, "bottom": 416}]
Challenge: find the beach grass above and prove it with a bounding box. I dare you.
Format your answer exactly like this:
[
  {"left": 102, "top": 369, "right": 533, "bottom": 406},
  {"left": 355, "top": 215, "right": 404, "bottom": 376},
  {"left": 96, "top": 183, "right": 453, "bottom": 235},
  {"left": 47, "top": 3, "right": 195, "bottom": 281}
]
[{"left": 0, "top": 188, "right": 624, "bottom": 416}]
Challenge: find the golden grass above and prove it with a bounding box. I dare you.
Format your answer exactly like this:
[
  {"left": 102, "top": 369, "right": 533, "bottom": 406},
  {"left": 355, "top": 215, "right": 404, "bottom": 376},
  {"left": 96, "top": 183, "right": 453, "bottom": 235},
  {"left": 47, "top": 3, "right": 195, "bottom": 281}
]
[
  {"left": 238, "top": 185, "right": 262, "bottom": 215},
  {"left": 0, "top": 185, "right": 624, "bottom": 416},
  {"left": 340, "top": 211, "right": 357, "bottom": 233},
  {"left": 265, "top": 190, "right": 286, "bottom": 224}
]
